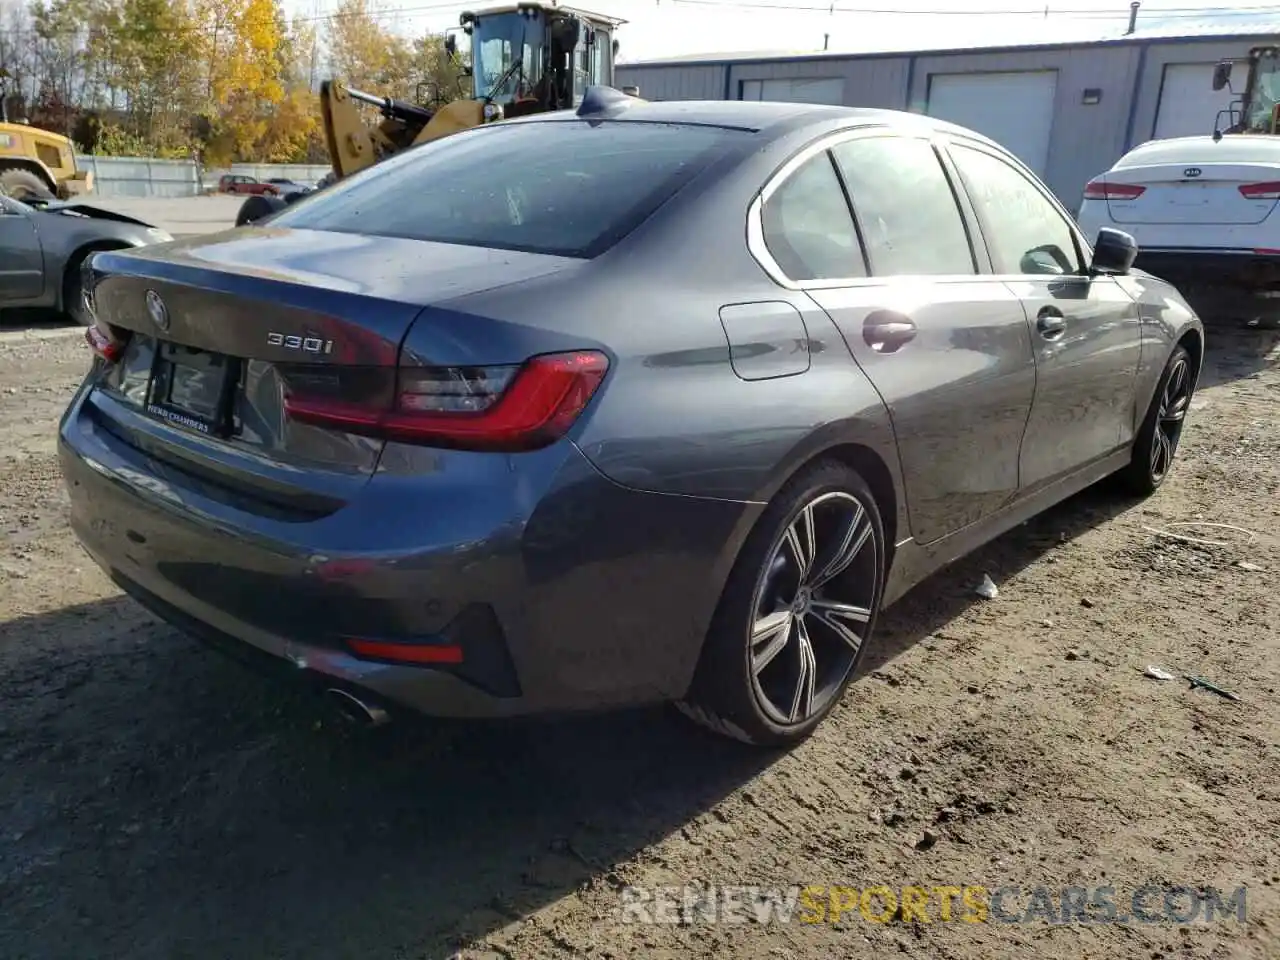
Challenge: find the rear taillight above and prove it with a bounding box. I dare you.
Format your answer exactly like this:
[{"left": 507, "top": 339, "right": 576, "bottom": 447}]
[
  {"left": 282, "top": 350, "right": 609, "bottom": 452},
  {"left": 84, "top": 324, "right": 125, "bottom": 363},
  {"left": 1083, "top": 178, "right": 1146, "bottom": 200},
  {"left": 1238, "top": 181, "right": 1280, "bottom": 200}
]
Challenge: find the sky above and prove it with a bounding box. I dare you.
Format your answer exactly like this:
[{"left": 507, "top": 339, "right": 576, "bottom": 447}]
[{"left": 285, "top": 0, "right": 1280, "bottom": 64}]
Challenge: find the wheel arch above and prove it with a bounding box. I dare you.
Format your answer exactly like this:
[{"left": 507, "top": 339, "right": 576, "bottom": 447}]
[
  {"left": 60, "top": 240, "right": 132, "bottom": 312},
  {"left": 1176, "top": 326, "right": 1204, "bottom": 387}
]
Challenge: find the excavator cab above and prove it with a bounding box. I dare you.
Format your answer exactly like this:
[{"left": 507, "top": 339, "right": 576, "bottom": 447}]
[
  {"left": 460, "top": 3, "right": 622, "bottom": 118},
  {"left": 1212, "top": 46, "right": 1280, "bottom": 136},
  {"left": 237, "top": 2, "right": 628, "bottom": 225}
]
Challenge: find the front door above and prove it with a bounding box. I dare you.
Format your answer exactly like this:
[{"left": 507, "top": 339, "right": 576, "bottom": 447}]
[
  {"left": 944, "top": 139, "right": 1143, "bottom": 493},
  {"left": 0, "top": 198, "right": 43, "bottom": 302}
]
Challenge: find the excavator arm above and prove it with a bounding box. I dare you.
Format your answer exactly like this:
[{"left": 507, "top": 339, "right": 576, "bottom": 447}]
[{"left": 319, "top": 80, "right": 487, "bottom": 180}]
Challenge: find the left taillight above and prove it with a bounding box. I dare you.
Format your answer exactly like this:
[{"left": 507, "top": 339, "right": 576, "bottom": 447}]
[
  {"left": 84, "top": 323, "right": 125, "bottom": 363},
  {"left": 1238, "top": 181, "right": 1280, "bottom": 200},
  {"left": 281, "top": 350, "right": 610, "bottom": 452}
]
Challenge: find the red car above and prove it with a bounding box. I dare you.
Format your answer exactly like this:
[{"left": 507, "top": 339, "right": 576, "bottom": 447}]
[{"left": 218, "top": 174, "right": 279, "bottom": 196}]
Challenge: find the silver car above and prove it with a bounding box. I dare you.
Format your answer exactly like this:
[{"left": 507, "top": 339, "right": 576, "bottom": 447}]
[{"left": 0, "top": 193, "right": 171, "bottom": 322}]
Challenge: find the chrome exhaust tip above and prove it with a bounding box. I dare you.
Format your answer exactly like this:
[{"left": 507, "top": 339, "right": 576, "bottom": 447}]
[{"left": 325, "top": 687, "right": 390, "bottom": 728}]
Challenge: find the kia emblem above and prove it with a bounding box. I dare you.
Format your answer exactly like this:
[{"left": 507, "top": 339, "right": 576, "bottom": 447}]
[
  {"left": 1183, "top": 167, "right": 1202, "bottom": 178},
  {"left": 145, "top": 290, "right": 170, "bottom": 331}
]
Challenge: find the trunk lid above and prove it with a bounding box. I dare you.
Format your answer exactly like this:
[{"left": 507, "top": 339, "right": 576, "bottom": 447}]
[
  {"left": 83, "top": 226, "right": 580, "bottom": 515},
  {"left": 1103, "top": 136, "right": 1280, "bottom": 226}
]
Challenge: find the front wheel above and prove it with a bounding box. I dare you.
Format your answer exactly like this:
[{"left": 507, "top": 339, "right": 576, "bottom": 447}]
[
  {"left": 1118, "top": 343, "right": 1195, "bottom": 496},
  {"left": 677, "top": 460, "right": 885, "bottom": 747}
]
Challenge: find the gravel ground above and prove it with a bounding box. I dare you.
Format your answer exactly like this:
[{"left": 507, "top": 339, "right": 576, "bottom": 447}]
[{"left": 0, "top": 322, "right": 1277, "bottom": 960}]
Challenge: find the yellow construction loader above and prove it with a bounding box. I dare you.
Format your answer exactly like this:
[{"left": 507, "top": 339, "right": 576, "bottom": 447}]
[
  {"left": 0, "top": 74, "right": 94, "bottom": 201},
  {"left": 236, "top": 1, "right": 636, "bottom": 225},
  {"left": 1212, "top": 46, "right": 1280, "bottom": 137}
]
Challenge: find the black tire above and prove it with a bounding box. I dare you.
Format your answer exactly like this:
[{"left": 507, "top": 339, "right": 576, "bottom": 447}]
[
  {"left": 0, "top": 167, "right": 55, "bottom": 202},
  {"left": 677, "top": 460, "right": 886, "bottom": 747},
  {"left": 61, "top": 252, "right": 92, "bottom": 325},
  {"left": 235, "top": 194, "right": 287, "bottom": 226},
  {"left": 1118, "top": 343, "right": 1195, "bottom": 497}
]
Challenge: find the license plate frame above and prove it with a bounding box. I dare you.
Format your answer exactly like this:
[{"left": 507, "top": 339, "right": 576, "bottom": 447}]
[{"left": 145, "top": 342, "right": 240, "bottom": 437}]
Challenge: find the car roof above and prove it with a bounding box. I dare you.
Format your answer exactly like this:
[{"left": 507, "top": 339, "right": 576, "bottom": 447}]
[{"left": 516, "top": 95, "right": 988, "bottom": 142}]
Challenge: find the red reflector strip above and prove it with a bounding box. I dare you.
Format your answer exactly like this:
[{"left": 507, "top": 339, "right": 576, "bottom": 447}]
[
  {"left": 1239, "top": 181, "right": 1280, "bottom": 200},
  {"left": 1083, "top": 179, "right": 1145, "bottom": 200},
  {"left": 346, "top": 638, "right": 464, "bottom": 665},
  {"left": 1254, "top": 248, "right": 1280, "bottom": 255},
  {"left": 84, "top": 324, "right": 123, "bottom": 363}
]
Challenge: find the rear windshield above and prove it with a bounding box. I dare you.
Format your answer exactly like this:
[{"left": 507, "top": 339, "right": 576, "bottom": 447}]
[{"left": 270, "top": 119, "right": 744, "bottom": 258}]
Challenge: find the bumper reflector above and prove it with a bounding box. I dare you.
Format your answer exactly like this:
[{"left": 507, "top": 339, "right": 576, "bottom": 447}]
[{"left": 346, "top": 637, "right": 464, "bottom": 665}]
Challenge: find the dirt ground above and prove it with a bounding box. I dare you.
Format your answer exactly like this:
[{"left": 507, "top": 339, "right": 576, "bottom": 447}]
[{"left": 0, "top": 319, "right": 1277, "bottom": 960}]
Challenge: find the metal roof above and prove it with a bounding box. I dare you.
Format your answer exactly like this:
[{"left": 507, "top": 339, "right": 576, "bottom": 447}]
[{"left": 617, "top": 11, "right": 1280, "bottom": 68}]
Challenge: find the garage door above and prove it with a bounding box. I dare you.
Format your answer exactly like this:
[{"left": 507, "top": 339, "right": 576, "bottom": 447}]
[
  {"left": 1153, "top": 62, "right": 1245, "bottom": 140},
  {"left": 926, "top": 71, "right": 1058, "bottom": 174},
  {"left": 740, "top": 78, "right": 845, "bottom": 105}
]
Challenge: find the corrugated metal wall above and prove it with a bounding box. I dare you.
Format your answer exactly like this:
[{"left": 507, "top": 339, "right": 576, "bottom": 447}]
[
  {"left": 615, "top": 64, "right": 727, "bottom": 100},
  {"left": 729, "top": 55, "right": 911, "bottom": 110},
  {"left": 909, "top": 45, "right": 1140, "bottom": 204},
  {"left": 75, "top": 156, "right": 331, "bottom": 199},
  {"left": 618, "top": 37, "right": 1267, "bottom": 206}
]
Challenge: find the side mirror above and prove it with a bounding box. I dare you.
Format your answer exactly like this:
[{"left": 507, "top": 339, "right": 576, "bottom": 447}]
[
  {"left": 444, "top": 34, "right": 457, "bottom": 58},
  {"left": 1212, "top": 60, "right": 1233, "bottom": 92},
  {"left": 553, "top": 16, "right": 581, "bottom": 50},
  {"left": 613, "top": 38, "right": 620, "bottom": 58},
  {"left": 1091, "top": 227, "right": 1138, "bottom": 275},
  {"left": 621, "top": 85, "right": 640, "bottom": 97}
]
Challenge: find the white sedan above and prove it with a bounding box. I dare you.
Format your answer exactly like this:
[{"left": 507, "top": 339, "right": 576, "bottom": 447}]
[{"left": 1077, "top": 134, "right": 1280, "bottom": 325}]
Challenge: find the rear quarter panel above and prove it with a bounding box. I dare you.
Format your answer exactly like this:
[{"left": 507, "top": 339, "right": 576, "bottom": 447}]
[{"left": 431, "top": 116, "right": 907, "bottom": 528}]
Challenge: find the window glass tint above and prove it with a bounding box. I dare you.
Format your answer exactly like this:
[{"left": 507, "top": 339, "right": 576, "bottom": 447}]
[
  {"left": 761, "top": 154, "right": 864, "bottom": 281},
  {"left": 831, "top": 137, "right": 975, "bottom": 276},
  {"left": 950, "top": 144, "right": 1082, "bottom": 276},
  {"left": 271, "top": 121, "right": 743, "bottom": 258}
]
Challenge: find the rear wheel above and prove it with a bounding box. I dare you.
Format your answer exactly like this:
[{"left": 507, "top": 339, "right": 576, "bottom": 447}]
[
  {"left": 1118, "top": 344, "right": 1194, "bottom": 496},
  {"left": 0, "top": 168, "right": 54, "bottom": 202},
  {"left": 677, "top": 460, "right": 885, "bottom": 747}
]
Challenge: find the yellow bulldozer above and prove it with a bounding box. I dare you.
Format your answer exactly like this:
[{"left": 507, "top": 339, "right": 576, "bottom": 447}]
[
  {"left": 1212, "top": 45, "right": 1280, "bottom": 137},
  {"left": 0, "top": 73, "right": 95, "bottom": 202},
  {"left": 236, "top": 0, "right": 637, "bottom": 225}
]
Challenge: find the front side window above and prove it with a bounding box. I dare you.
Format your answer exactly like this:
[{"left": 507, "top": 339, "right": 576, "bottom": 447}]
[
  {"left": 760, "top": 154, "right": 864, "bottom": 282},
  {"left": 949, "top": 143, "right": 1082, "bottom": 276},
  {"left": 271, "top": 120, "right": 745, "bottom": 258},
  {"left": 831, "top": 136, "right": 976, "bottom": 277}
]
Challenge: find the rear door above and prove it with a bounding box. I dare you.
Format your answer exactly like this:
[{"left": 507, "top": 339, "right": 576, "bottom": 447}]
[
  {"left": 944, "top": 136, "right": 1143, "bottom": 492},
  {"left": 780, "top": 131, "right": 1036, "bottom": 545},
  {"left": 0, "top": 197, "right": 43, "bottom": 302}
]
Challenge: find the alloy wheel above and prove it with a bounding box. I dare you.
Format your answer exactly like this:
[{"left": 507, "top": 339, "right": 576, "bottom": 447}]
[
  {"left": 748, "top": 491, "right": 878, "bottom": 726},
  {"left": 1151, "top": 355, "right": 1192, "bottom": 483}
]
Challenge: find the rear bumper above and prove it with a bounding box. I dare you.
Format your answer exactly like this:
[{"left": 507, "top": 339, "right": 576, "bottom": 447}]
[
  {"left": 59, "top": 380, "right": 759, "bottom": 719},
  {"left": 1134, "top": 248, "right": 1280, "bottom": 290}
]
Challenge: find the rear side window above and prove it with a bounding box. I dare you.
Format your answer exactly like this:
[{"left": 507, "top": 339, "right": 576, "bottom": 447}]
[
  {"left": 761, "top": 154, "right": 865, "bottom": 282},
  {"left": 831, "top": 136, "right": 976, "bottom": 277},
  {"left": 272, "top": 120, "right": 744, "bottom": 258}
]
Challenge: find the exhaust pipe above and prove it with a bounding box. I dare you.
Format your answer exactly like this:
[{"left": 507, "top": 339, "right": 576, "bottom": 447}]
[{"left": 325, "top": 687, "right": 390, "bottom": 728}]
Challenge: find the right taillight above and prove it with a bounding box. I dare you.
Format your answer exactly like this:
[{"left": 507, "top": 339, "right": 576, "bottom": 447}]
[
  {"left": 1083, "top": 178, "right": 1146, "bottom": 200},
  {"left": 1238, "top": 181, "right": 1280, "bottom": 200},
  {"left": 281, "top": 350, "right": 609, "bottom": 452}
]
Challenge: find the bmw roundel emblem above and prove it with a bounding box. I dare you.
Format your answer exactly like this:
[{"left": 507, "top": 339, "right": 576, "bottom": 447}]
[{"left": 145, "top": 289, "right": 170, "bottom": 331}]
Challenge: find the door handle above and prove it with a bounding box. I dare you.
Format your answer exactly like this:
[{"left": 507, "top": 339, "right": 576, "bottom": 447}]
[
  {"left": 1036, "top": 308, "right": 1067, "bottom": 340},
  {"left": 863, "top": 314, "right": 917, "bottom": 354}
]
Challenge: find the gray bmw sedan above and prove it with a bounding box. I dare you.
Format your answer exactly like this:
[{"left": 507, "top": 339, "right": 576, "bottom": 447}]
[{"left": 60, "top": 89, "right": 1203, "bottom": 746}]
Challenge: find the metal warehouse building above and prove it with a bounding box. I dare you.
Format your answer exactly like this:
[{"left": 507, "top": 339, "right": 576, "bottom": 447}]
[{"left": 615, "top": 12, "right": 1280, "bottom": 205}]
